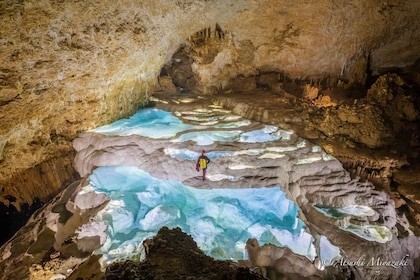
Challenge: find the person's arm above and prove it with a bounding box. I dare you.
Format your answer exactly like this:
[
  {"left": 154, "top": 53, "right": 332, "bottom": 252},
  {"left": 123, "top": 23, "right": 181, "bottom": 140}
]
[{"left": 206, "top": 156, "right": 211, "bottom": 164}]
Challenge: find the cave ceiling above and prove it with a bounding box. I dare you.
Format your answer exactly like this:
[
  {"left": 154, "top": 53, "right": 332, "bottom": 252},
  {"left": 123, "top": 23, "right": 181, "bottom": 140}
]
[{"left": 0, "top": 0, "right": 419, "bottom": 207}]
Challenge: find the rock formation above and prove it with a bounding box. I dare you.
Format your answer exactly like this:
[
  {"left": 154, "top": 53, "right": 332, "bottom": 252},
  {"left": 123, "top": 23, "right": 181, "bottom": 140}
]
[
  {"left": 0, "top": 92, "right": 419, "bottom": 279},
  {"left": 0, "top": 0, "right": 420, "bottom": 278},
  {"left": 106, "top": 227, "right": 267, "bottom": 280},
  {"left": 77, "top": 93, "right": 420, "bottom": 279},
  {"left": 1, "top": 0, "right": 419, "bottom": 204},
  {"left": 245, "top": 238, "right": 324, "bottom": 279},
  {"left": 0, "top": 179, "right": 108, "bottom": 280}
]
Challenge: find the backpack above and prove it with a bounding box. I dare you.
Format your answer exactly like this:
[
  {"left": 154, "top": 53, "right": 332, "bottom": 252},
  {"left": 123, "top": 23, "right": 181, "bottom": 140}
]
[{"left": 199, "top": 157, "right": 207, "bottom": 169}]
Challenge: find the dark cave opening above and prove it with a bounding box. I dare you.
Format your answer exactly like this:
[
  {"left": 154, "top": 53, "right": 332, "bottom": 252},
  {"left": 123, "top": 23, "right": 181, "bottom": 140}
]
[{"left": 0, "top": 197, "right": 43, "bottom": 245}]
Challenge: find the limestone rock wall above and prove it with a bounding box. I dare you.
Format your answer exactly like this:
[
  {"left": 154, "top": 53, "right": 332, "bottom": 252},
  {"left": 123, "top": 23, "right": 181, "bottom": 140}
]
[
  {"left": 0, "top": 0, "right": 243, "bottom": 206},
  {"left": 1, "top": 0, "right": 419, "bottom": 206}
]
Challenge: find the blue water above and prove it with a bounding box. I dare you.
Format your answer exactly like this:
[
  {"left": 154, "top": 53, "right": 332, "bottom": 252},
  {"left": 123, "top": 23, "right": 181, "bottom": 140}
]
[
  {"left": 91, "top": 108, "right": 196, "bottom": 138},
  {"left": 175, "top": 130, "right": 243, "bottom": 145},
  {"left": 88, "top": 107, "right": 318, "bottom": 264},
  {"left": 89, "top": 166, "right": 314, "bottom": 263}
]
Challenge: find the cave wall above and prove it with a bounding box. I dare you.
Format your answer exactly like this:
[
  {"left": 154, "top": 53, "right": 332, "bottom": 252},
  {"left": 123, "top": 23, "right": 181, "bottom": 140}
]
[{"left": 1, "top": 0, "right": 419, "bottom": 208}]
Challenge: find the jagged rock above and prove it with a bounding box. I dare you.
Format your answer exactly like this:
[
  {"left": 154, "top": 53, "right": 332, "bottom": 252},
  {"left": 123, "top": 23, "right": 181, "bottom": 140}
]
[
  {"left": 367, "top": 73, "right": 406, "bottom": 107},
  {"left": 308, "top": 74, "right": 419, "bottom": 153},
  {"left": 245, "top": 238, "right": 327, "bottom": 280},
  {"left": 313, "top": 95, "right": 337, "bottom": 107},
  {"left": 311, "top": 102, "right": 394, "bottom": 148},
  {"left": 397, "top": 183, "right": 420, "bottom": 229},
  {"left": 367, "top": 73, "right": 419, "bottom": 133},
  {"left": 0, "top": 180, "right": 108, "bottom": 280},
  {"left": 303, "top": 85, "right": 320, "bottom": 100},
  {"left": 105, "top": 227, "right": 267, "bottom": 280},
  {"left": 157, "top": 76, "right": 178, "bottom": 94}
]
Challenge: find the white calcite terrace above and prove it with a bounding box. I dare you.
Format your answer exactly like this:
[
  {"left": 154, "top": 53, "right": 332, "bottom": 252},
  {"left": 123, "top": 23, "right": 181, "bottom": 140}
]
[
  {"left": 70, "top": 95, "right": 415, "bottom": 277},
  {"left": 0, "top": 94, "right": 419, "bottom": 280}
]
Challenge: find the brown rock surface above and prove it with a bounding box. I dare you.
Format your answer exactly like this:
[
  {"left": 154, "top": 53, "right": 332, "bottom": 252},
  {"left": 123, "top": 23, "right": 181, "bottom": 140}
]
[
  {"left": 1, "top": 0, "right": 420, "bottom": 275},
  {"left": 106, "top": 227, "right": 267, "bottom": 280},
  {"left": 1, "top": 0, "right": 419, "bottom": 203}
]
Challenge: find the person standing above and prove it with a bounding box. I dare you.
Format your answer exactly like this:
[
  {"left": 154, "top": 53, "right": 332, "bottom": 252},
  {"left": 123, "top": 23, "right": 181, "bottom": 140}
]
[{"left": 196, "top": 150, "right": 211, "bottom": 181}]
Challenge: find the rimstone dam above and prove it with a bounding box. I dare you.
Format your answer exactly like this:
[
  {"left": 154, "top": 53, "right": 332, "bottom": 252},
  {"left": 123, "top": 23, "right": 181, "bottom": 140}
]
[{"left": 0, "top": 1, "right": 420, "bottom": 279}]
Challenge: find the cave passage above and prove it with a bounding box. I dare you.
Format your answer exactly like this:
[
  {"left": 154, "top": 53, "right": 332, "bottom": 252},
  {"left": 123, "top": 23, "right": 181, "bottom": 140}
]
[{"left": 76, "top": 98, "right": 392, "bottom": 268}]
